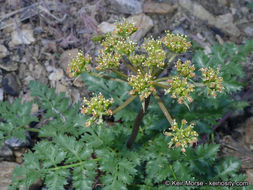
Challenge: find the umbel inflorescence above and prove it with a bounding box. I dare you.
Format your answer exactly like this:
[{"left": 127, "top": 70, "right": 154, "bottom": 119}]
[{"left": 67, "top": 19, "right": 224, "bottom": 151}]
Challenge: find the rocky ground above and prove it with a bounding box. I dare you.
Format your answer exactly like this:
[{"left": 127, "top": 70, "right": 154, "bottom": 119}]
[{"left": 0, "top": 0, "right": 253, "bottom": 189}]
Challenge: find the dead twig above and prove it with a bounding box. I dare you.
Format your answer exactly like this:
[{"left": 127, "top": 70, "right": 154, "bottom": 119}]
[{"left": 0, "top": 1, "right": 67, "bottom": 30}]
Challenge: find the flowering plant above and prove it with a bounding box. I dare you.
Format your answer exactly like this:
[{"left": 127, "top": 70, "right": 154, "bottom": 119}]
[
  {"left": 67, "top": 20, "right": 224, "bottom": 150},
  {"left": 4, "top": 19, "right": 252, "bottom": 190}
]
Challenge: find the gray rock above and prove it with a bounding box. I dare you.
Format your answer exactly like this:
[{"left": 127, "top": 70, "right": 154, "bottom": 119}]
[
  {"left": 48, "top": 68, "right": 64, "bottom": 81},
  {"left": 144, "top": 2, "right": 176, "bottom": 14},
  {"left": 0, "top": 88, "right": 3, "bottom": 101},
  {"left": 5, "top": 132, "right": 31, "bottom": 149},
  {"left": 0, "top": 161, "right": 19, "bottom": 190},
  {"left": 41, "top": 39, "right": 57, "bottom": 52},
  {"left": 44, "top": 62, "right": 55, "bottom": 73},
  {"left": 55, "top": 82, "right": 68, "bottom": 94},
  {"left": 33, "top": 64, "right": 47, "bottom": 80},
  {"left": 71, "top": 88, "right": 81, "bottom": 103},
  {"left": 0, "top": 59, "right": 18, "bottom": 72},
  {"left": 0, "top": 68, "right": 2, "bottom": 84},
  {"left": 172, "top": 27, "right": 186, "bottom": 35},
  {"left": 59, "top": 49, "right": 79, "bottom": 75},
  {"left": 97, "top": 22, "right": 115, "bottom": 34},
  {"left": 0, "top": 45, "right": 9, "bottom": 59},
  {"left": 10, "top": 28, "right": 35, "bottom": 46},
  {"left": 179, "top": 0, "right": 240, "bottom": 37},
  {"left": 2, "top": 73, "right": 20, "bottom": 96},
  {"left": 217, "top": 0, "right": 228, "bottom": 6},
  {"left": 28, "top": 63, "right": 48, "bottom": 85},
  {"left": 179, "top": 0, "right": 215, "bottom": 23},
  {"left": 127, "top": 14, "right": 154, "bottom": 42},
  {"left": 0, "top": 144, "right": 13, "bottom": 161},
  {"left": 215, "top": 13, "right": 240, "bottom": 37},
  {"left": 109, "top": 0, "right": 143, "bottom": 14},
  {"left": 5, "top": 137, "right": 27, "bottom": 149},
  {"left": 243, "top": 25, "right": 253, "bottom": 36}
]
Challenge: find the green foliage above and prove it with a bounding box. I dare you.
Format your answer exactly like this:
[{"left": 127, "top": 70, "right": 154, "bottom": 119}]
[
  {"left": 2, "top": 23, "right": 253, "bottom": 189},
  {"left": 0, "top": 98, "right": 38, "bottom": 144},
  {"left": 82, "top": 73, "right": 140, "bottom": 124},
  {"left": 2, "top": 80, "right": 250, "bottom": 190},
  {"left": 248, "top": 2, "right": 253, "bottom": 10},
  {"left": 193, "top": 40, "right": 253, "bottom": 93}
]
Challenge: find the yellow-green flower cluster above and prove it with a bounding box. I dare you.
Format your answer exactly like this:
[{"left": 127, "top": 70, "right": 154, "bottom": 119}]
[
  {"left": 162, "top": 31, "right": 191, "bottom": 53},
  {"left": 113, "top": 19, "right": 138, "bottom": 37},
  {"left": 200, "top": 67, "right": 223, "bottom": 98},
  {"left": 142, "top": 38, "right": 166, "bottom": 68},
  {"left": 114, "top": 38, "right": 137, "bottom": 55},
  {"left": 96, "top": 21, "right": 138, "bottom": 70},
  {"left": 96, "top": 49, "right": 121, "bottom": 70},
  {"left": 101, "top": 34, "right": 119, "bottom": 53},
  {"left": 101, "top": 35, "right": 137, "bottom": 56},
  {"left": 128, "top": 54, "right": 146, "bottom": 67},
  {"left": 128, "top": 72, "right": 156, "bottom": 101},
  {"left": 80, "top": 93, "right": 114, "bottom": 127},
  {"left": 165, "top": 76, "right": 194, "bottom": 104},
  {"left": 164, "top": 119, "right": 198, "bottom": 152},
  {"left": 67, "top": 51, "right": 92, "bottom": 78},
  {"left": 176, "top": 60, "right": 195, "bottom": 78}
]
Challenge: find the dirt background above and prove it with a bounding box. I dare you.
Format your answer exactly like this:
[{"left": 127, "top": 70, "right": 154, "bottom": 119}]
[{"left": 0, "top": 0, "right": 253, "bottom": 189}]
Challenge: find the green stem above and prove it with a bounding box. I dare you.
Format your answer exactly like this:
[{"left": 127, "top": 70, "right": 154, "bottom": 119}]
[
  {"left": 168, "top": 53, "right": 177, "bottom": 65},
  {"left": 25, "top": 128, "right": 40, "bottom": 133},
  {"left": 188, "top": 79, "right": 205, "bottom": 87},
  {"left": 169, "top": 165, "right": 177, "bottom": 180},
  {"left": 155, "top": 77, "right": 170, "bottom": 82},
  {"left": 84, "top": 71, "right": 127, "bottom": 82},
  {"left": 111, "top": 69, "right": 128, "bottom": 79},
  {"left": 49, "top": 158, "right": 101, "bottom": 171},
  {"left": 112, "top": 95, "right": 137, "bottom": 114},
  {"left": 153, "top": 82, "right": 169, "bottom": 89},
  {"left": 153, "top": 93, "right": 173, "bottom": 126}
]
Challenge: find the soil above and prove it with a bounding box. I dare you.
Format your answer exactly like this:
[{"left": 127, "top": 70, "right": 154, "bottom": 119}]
[{"left": 0, "top": 0, "right": 253, "bottom": 189}]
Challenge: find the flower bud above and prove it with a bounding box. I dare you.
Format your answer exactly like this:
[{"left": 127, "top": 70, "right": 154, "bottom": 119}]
[
  {"left": 67, "top": 51, "right": 91, "bottom": 78},
  {"left": 162, "top": 31, "right": 191, "bottom": 53},
  {"left": 164, "top": 120, "right": 198, "bottom": 152},
  {"left": 80, "top": 93, "right": 114, "bottom": 127}
]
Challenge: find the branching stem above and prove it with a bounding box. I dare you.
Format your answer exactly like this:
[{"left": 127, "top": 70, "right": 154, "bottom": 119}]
[
  {"left": 153, "top": 93, "right": 173, "bottom": 126},
  {"left": 127, "top": 96, "right": 150, "bottom": 148},
  {"left": 112, "top": 95, "right": 137, "bottom": 114},
  {"left": 155, "top": 77, "right": 170, "bottom": 82},
  {"left": 153, "top": 82, "right": 169, "bottom": 89},
  {"left": 111, "top": 69, "right": 128, "bottom": 79},
  {"left": 122, "top": 55, "right": 138, "bottom": 75}
]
